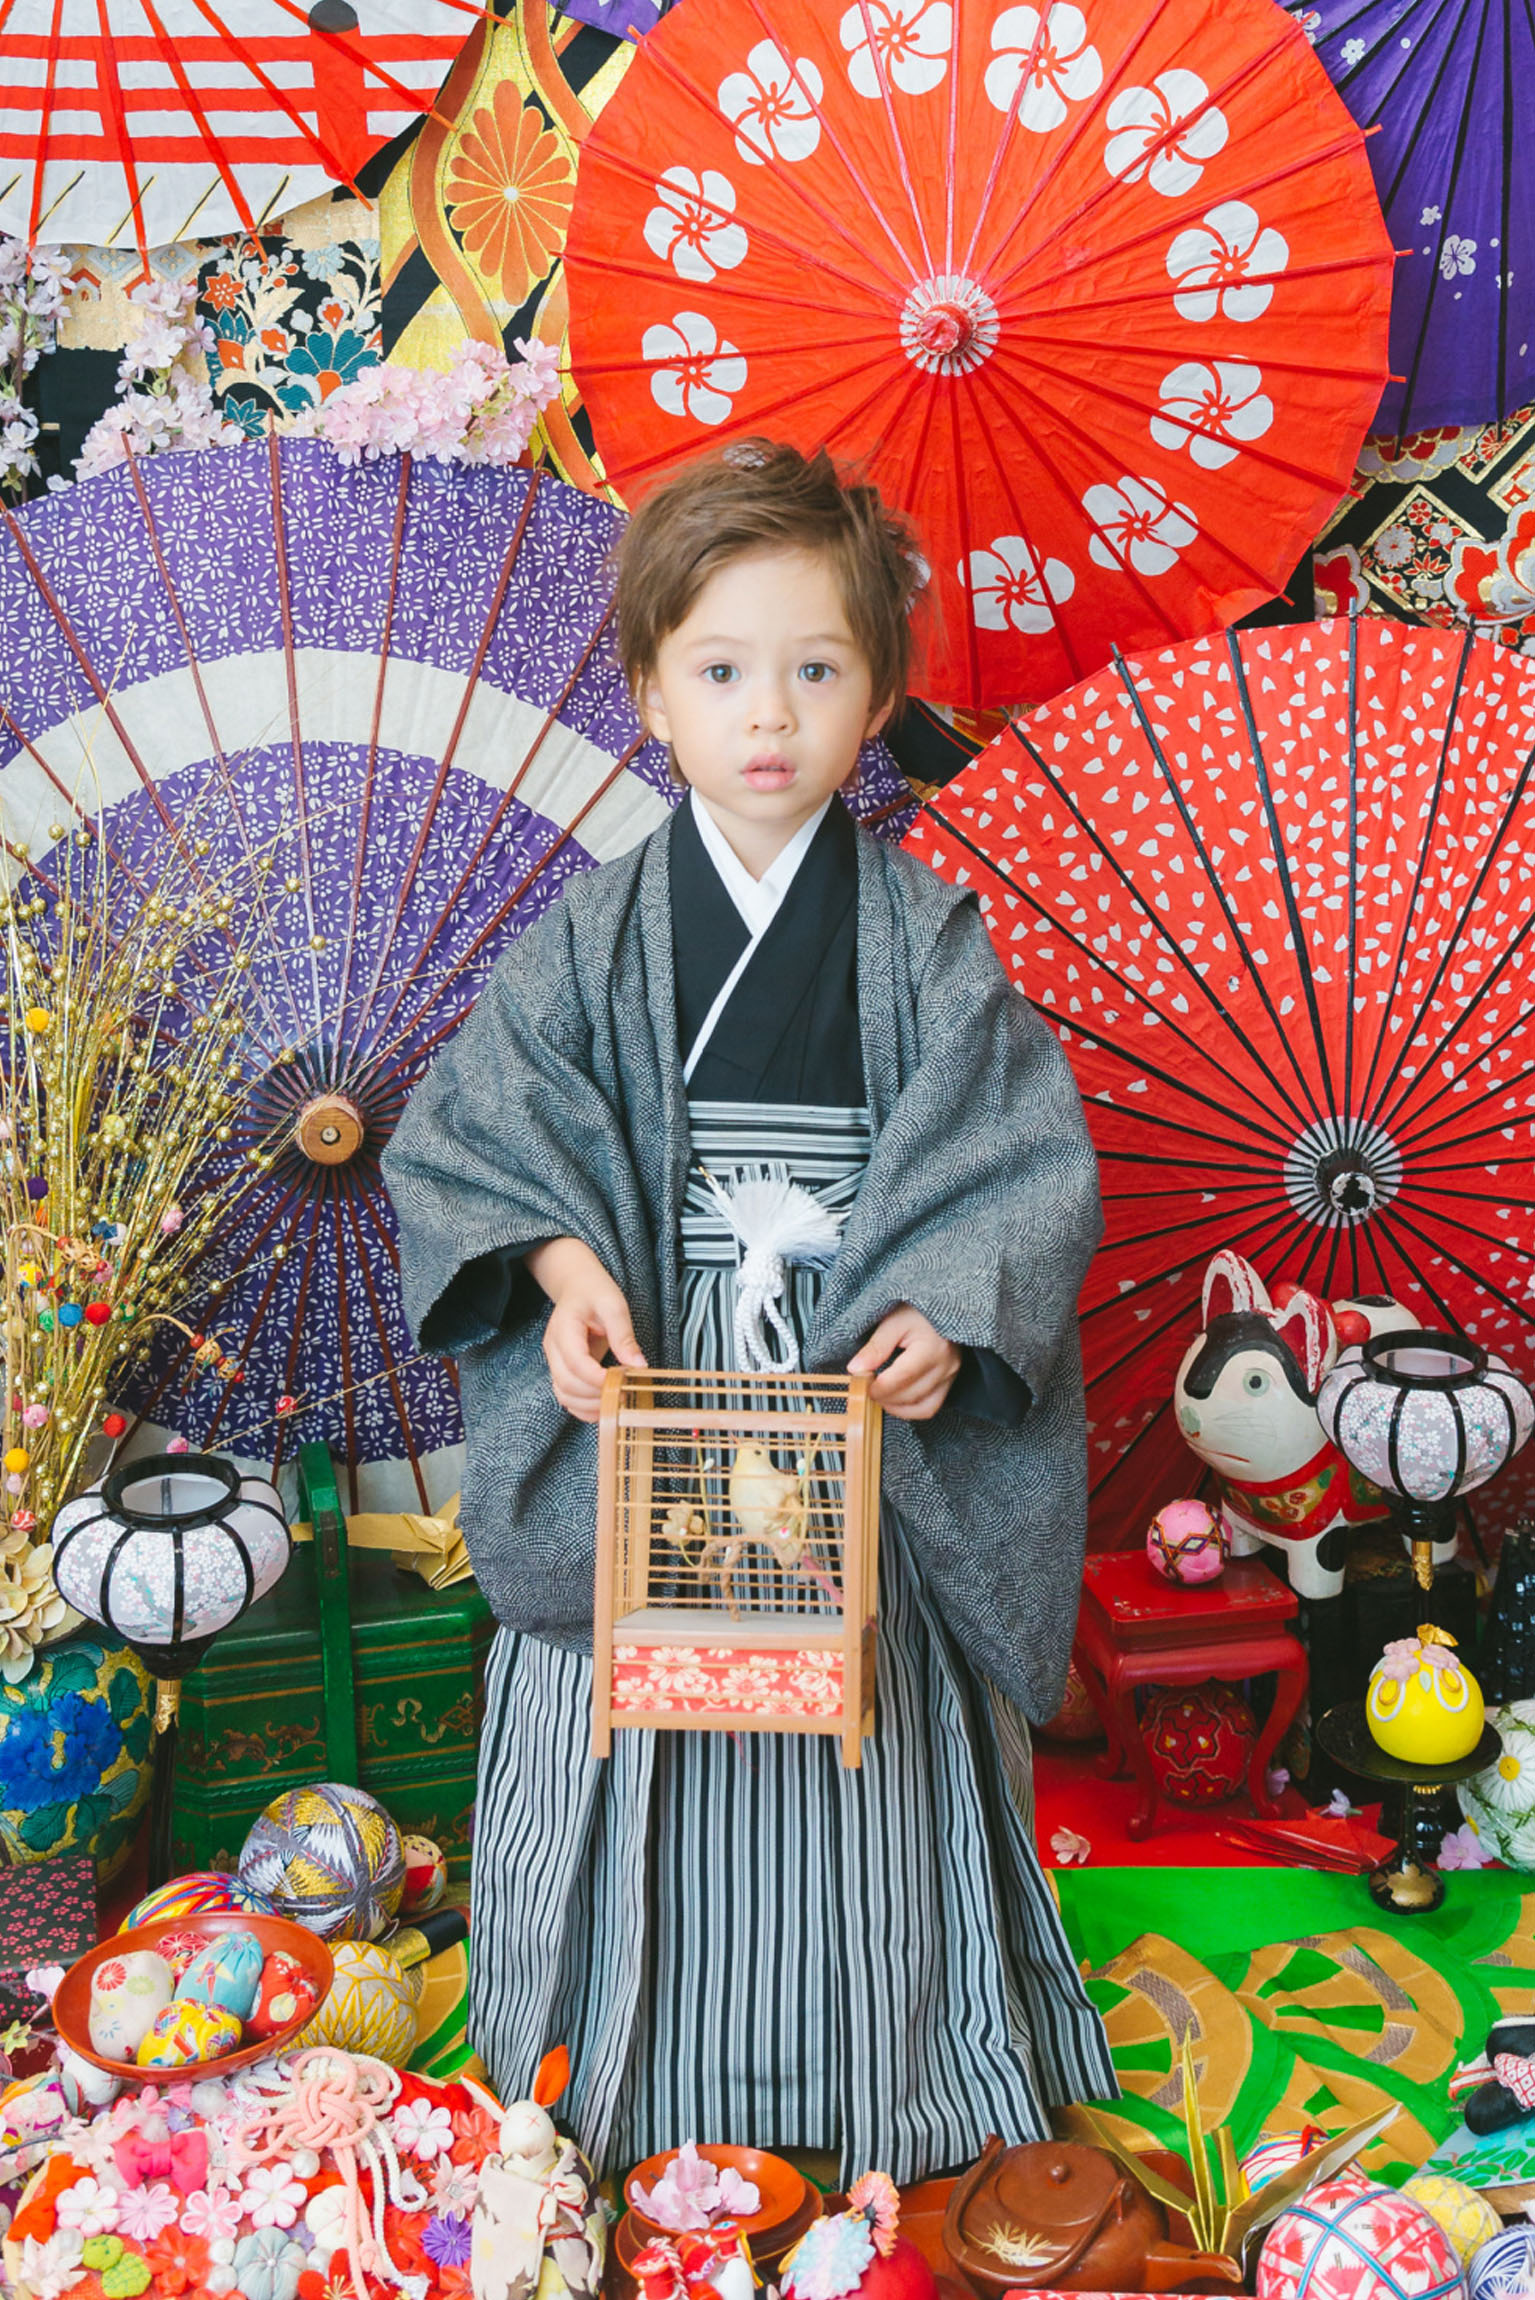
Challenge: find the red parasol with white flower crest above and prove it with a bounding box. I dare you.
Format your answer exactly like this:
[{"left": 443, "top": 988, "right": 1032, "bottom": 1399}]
[{"left": 564, "top": 0, "right": 1395, "bottom": 709}]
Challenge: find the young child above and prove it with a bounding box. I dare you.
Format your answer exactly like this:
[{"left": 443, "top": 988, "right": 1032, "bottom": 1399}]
[{"left": 383, "top": 442, "right": 1115, "bottom": 2184}]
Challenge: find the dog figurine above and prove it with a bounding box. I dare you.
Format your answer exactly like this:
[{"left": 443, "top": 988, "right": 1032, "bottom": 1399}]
[{"left": 1172, "top": 1249, "right": 1443, "bottom": 1599}]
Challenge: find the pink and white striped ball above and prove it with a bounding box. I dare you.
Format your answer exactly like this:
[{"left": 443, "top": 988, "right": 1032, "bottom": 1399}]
[{"left": 1257, "top": 2179, "right": 1466, "bottom": 2300}]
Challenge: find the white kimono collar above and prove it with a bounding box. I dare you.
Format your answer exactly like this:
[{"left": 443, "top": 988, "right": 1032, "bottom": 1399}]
[{"left": 688, "top": 787, "right": 833, "bottom": 938}]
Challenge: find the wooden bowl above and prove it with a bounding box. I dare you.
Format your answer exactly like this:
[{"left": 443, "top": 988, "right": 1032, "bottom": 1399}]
[{"left": 52, "top": 1910, "right": 334, "bottom": 2084}]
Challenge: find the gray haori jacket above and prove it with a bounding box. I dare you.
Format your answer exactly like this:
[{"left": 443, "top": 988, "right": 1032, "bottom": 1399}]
[{"left": 382, "top": 817, "right": 1102, "bottom": 1723}]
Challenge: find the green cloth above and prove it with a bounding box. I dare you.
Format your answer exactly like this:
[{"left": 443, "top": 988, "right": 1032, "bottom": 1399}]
[{"left": 1051, "top": 1867, "right": 1535, "bottom": 2183}]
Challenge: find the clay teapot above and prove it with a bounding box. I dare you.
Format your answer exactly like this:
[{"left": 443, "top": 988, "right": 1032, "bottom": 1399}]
[{"left": 943, "top": 2137, "right": 1243, "bottom": 2296}]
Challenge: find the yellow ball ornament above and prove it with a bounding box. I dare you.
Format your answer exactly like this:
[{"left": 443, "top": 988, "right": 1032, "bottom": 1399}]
[
  {"left": 3, "top": 1448, "right": 29, "bottom": 1477},
  {"left": 1400, "top": 2172, "right": 1502, "bottom": 2264},
  {"left": 1367, "top": 1624, "right": 1485, "bottom": 1765},
  {"left": 297, "top": 1940, "right": 421, "bottom": 2064}
]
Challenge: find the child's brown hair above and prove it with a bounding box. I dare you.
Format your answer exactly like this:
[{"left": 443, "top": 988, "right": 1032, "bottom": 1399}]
[{"left": 613, "top": 440, "right": 922, "bottom": 719}]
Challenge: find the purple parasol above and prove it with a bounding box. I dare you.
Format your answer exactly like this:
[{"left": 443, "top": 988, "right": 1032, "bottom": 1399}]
[
  {"left": 1284, "top": 0, "right": 1535, "bottom": 436},
  {"left": 0, "top": 440, "right": 914, "bottom": 1516}
]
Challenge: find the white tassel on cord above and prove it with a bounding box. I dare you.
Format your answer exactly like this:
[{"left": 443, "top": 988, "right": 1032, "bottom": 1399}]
[{"left": 701, "top": 1170, "right": 846, "bottom": 1373}]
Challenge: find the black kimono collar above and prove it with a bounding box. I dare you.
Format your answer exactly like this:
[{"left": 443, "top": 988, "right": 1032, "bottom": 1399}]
[{"left": 670, "top": 793, "right": 864, "bottom": 1105}]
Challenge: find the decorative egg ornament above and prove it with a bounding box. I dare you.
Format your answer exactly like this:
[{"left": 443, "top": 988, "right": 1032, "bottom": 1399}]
[
  {"left": 1147, "top": 1498, "right": 1229, "bottom": 1586},
  {"left": 1367, "top": 1625, "right": 1485, "bottom": 1765},
  {"left": 1257, "top": 2177, "right": 1466, "bottom": 2300},
  {"left": 1142, "top": 1681, "right": 1257, "bottom": 1805},
  {"left": 1401, "top": 2174, "right": 1501, "bottom": 2267},
  {"left": 237, "top": 1781, "right": 405, "bottom": 1941},
  {"left": 1460, "top": 1699, "right": 1535, "bottom": 1869}
]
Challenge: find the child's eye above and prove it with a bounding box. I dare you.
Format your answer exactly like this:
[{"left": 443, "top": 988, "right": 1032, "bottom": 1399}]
[
  {"left": 800, "top": 661, "right": 836, "bottom": 684},
  {"left": 703, "top": 663, "right": 738, "bottom": 684}
]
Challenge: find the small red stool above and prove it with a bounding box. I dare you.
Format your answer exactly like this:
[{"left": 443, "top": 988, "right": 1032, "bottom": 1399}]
[{"left": 1071, "top": 1552, "right": 1307, "bottom": 1841}]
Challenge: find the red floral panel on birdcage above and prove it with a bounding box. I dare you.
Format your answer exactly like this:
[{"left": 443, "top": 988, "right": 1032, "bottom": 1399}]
[{"left": 611, "top": 1645, "right": 845, "bottom": 1717}]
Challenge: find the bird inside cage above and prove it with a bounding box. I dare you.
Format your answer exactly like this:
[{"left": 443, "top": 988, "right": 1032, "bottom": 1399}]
[{"left": 592, "top": 1367, "right": 881, "bottom": 1766}]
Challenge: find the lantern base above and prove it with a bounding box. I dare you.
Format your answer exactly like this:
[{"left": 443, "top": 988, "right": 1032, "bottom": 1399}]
[{"left": 1316, "top": 1701, "right": 1502, "bottom": 1916}]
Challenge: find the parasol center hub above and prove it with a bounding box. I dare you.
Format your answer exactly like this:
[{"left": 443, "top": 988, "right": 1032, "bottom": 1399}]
[
  {"left": 1284, "top": 1116, "right": 1404, "bottom": 1230},
  {"left": 901, "top": 274, "right": 999, "bottom": 377},
  {"left": 917, "top": 301, "right": 972, "bottom": 357},
  {"left": 296, "top": 1093, "right": 366, "bottom": 1166}
]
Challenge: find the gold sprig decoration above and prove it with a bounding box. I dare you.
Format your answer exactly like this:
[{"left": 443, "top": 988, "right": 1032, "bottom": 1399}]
[
  {"left": 0, "top": 792, "right": 283, "bottom": 1680},
  {"left": 1067, "top": 2038, "right": 1398, "bottom": 2266}
]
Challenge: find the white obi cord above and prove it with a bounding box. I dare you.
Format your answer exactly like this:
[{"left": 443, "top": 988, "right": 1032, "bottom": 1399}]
[{"left": 700, "top": 1170, "right": 846, "bottom": 1373}]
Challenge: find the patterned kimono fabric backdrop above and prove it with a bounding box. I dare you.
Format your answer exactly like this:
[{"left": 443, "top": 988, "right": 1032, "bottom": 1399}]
[
  {"left": 1316, "top": 410, "right": 1535, "bottom": 652},
  {"left": 376, "top": 0, "right": 633, "bottom": 499}
]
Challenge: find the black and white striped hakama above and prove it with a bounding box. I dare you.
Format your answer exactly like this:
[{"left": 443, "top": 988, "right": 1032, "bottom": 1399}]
[{"left": 468, "top": 1102, "right": 1115, "bottom": 2183}]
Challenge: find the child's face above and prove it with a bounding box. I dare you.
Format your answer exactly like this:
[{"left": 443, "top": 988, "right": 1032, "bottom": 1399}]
[{"left": 638, "top": 546, "right": 891, "bottom": 870}]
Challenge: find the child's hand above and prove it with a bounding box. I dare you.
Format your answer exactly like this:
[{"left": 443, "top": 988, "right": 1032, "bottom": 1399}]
[
  {"left": 526, "top": 1237, "right": 647, "bottom": 1423},
  {"left": 847, "top": 1305, "right": 962, "bottom": 1421}
]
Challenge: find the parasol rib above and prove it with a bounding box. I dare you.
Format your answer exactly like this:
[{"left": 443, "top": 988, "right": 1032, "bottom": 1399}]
[
  {"left": 366, "top": 740, "right": 650, "bottom": 1086},
  {"left": 356, "top": 468, "right": 544, "bottom": 1046},
  {"left": 1113, "top": 650, "right": 1329, "bottom": 1127},
  {"left": 137, "top": 0, "right": 258, "bottom": 239},
  {"left": 337, "top": 453, "right": 412, "bottom": 1074},
  {"left": 970, "top": 359, "right": 1190, "bottom": 639},
  {"left": 922, "top": 787, "right": 1309, "bottom": 1147},
  {"left": 632, "top": 28, "right": 916, "bottom": 295},
  {"left": 1371, "top": 765, "right": 1535, "bottom": 1135},
  {"left": 1225, "top": 632, "right": 1340, "bottom": 1115},
  {"left": 974, "top": 14, "right": 1276, "bottom": 294},
  {"left": 845, "top": 0, "right": 936, "bottom": 279},
  {"left": 122, "top": 444, "right": 301, "bottom": 1057},
  {"left": 570, "top": 138, "right": 906, "bottom": 314},
  {"left": 1352, "top": 620, "right": 1474, "bottom": 1121}
]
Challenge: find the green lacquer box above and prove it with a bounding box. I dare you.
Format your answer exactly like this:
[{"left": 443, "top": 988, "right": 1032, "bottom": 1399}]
[{"left": 170, "top": 1444, "right": 492, "bottom": 1879}]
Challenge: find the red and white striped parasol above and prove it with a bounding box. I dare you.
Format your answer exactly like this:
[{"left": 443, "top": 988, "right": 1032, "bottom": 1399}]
[{"left": 0, "top": 0, "right": 478, "bottom": 261}]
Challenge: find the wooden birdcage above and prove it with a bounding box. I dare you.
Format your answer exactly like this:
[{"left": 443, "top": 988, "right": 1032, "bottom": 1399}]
[{"left": 592, "top": 1367, "right": 882, "bottom": 1767}]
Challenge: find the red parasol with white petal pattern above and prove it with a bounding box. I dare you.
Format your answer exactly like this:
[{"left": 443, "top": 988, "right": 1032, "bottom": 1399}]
[
  {"left": 564, "top": 0, "right": 1394, "bottom": 709},
  {"left": 904, "top": 617, "right": 1535, "bottom": 1546}
]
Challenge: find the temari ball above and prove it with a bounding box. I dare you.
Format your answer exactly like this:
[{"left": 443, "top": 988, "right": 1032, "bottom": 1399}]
[
  {"left": 1142, "top": 1681, "right": 1256, "bottom": 1804},
  {"left": 238, "top": 1781, "right": 405, "bottom": 1941},
  {"left": 1257, "top": 2178, "right": 1465, "bottom": 2300},
  {"left": 1459, "top": 1700, "right": 1535, "bottom": 1869},
  {"left": 299, "top": 1940, "right": 420, "bottom": 2063}
]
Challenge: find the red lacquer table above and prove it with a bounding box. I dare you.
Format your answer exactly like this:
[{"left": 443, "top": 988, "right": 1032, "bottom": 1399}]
[{"left": 1071, "top": 1552, "right": 1307, "bottom": 1841}]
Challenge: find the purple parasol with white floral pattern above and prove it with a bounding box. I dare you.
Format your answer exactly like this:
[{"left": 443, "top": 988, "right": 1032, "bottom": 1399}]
[
  {"left": 1283, "top": 0, "right": 1535, "bottom": 435},
  {"left": 0, "top": 441, "right": 913, "bottom": 1515}
]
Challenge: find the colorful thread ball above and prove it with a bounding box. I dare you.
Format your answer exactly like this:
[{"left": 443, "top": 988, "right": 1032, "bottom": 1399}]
[
  {"left": 1240, "top": 2127, "right": 1330, "bottom": 2193},
  {"left": 1141, "top": 1680, "right": 1257, "bottom": 1805},
  {"left": 399, "top": 1834, "right": 448, "bottom": 1918},
  {"left": 121, "top": 1871, "right": 276, "bottom": 1930},
  {"left": 238, "top": 1781, "right": 405, "bottom": 1941},
  {"left": 1467, "top": 2226, "right": 1535, "bottom": 2300},
  {"left": 1257, "top": 2178, "right": 1465, "bottom": 2300},
  {"left": 1146, "top": 1498, "right": 1229, "bottom": 1586},
  {"left": 1402, "top": 2173, "right": 1502, "bottom": 2267},
  {"left": 298, "top": 1939, "right": 419, "bottom": 2063}
]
